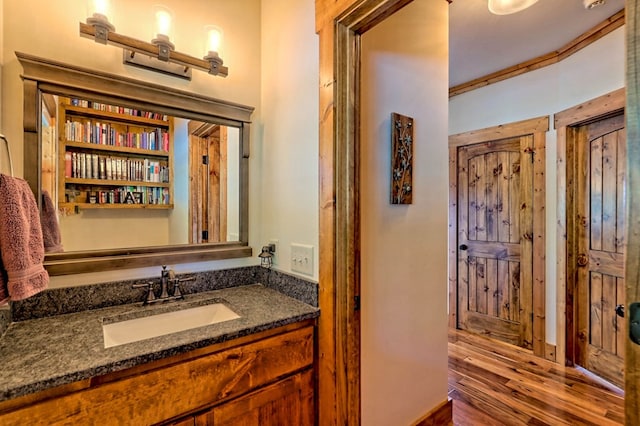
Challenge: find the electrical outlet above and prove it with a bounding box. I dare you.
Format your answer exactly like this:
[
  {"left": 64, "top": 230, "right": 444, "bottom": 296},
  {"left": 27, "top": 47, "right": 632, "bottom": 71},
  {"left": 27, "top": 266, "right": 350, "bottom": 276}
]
[
  {"left": 269, "top": 239, "right": 278, "bottom": 265},
  {"left": 291, "top": 243, "right": 314, "bottom": 276}
]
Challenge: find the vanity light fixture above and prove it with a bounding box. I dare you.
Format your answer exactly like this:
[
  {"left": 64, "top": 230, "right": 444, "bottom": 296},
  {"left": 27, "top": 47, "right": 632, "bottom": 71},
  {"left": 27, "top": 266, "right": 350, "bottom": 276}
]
[
  {"left": 80, "top": 1, "right": 228, "bottom": 80},
  {"left": 488, "top": 0, "right": 539, "bottom": 15},
  {"left": 258, "top": 244, "right": 276, "bottom": 269}
]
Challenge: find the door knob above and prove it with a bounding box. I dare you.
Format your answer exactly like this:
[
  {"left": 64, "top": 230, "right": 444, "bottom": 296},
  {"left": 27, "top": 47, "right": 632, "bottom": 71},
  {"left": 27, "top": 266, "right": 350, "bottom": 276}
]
[
  {"left": 577, "top": 253, "right": 589, "bottom": 267},
  {"left": 615, "top": 304, "right": 625, "bottom": 318},
  {"left": 459, "top": 244, "right": 468, "bottom": 251}
]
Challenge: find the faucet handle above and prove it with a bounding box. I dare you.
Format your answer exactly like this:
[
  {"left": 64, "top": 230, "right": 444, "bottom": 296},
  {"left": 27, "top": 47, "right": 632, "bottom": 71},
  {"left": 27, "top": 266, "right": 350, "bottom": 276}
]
[
  {"left": 132, "top": 281, "right": 156, "bottom": 304},
  {"left": 171, "top": 275, "right": 195, "bottom": 298},
  {"left": 172, "top": 279, "right": 184, "bottom": 299}
]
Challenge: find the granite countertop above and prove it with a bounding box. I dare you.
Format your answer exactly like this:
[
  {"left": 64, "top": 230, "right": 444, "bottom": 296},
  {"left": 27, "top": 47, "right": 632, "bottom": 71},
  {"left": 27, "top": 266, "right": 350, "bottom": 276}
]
[{"left": 0, "top": 284, "right": 319, "bottom": 403}]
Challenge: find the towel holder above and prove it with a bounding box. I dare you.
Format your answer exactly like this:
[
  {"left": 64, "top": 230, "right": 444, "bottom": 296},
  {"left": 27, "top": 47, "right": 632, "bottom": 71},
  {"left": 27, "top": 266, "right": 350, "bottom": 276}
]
[{"left": 0, "top": 134, "right": 14, "bottom": 177}]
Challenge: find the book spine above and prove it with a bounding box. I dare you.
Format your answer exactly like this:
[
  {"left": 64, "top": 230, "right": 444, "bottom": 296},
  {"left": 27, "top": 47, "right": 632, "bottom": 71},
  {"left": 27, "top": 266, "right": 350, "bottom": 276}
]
[
  {"left": 72, "top": 152, "right": 77, "bottom": 178},
  {"left": 65, "top": 152, "right": 72, "bottom": 178},
  {"left": 92, "top": 154, "right": 99, "bottom": 179}
]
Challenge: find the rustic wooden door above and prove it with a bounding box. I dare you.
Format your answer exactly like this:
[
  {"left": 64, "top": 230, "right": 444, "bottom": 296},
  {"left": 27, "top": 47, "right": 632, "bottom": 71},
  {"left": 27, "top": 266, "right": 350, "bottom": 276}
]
[
  {"left": 457, "top": 136, "right": 534, "bottom": 349},
  {"left": 574, "top": 113, "right": 626, "bottom": 388},
  {"left": 188, "top": 121, "right": 228, "bottom": 243}
]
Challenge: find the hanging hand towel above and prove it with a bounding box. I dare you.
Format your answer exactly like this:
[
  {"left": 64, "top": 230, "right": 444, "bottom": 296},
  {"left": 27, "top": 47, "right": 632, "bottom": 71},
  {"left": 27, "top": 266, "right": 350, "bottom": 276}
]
[
  {"left": 0, "top": 174, "right": 49, "bottom": 304},
  {"left": 41, "top": 190, "right": 63, "bottom": 253}
]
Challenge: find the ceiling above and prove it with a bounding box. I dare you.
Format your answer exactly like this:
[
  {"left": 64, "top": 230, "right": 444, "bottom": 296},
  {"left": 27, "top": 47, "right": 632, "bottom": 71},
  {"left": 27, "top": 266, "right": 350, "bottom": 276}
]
[{"left": 449, "top": 0, "right": 625, "bottom": 87}]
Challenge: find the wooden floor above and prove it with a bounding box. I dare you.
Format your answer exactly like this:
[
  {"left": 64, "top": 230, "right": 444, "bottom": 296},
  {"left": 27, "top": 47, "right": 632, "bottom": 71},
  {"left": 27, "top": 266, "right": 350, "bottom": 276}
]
[{"left": 448, "top": 329, "right": 624, "bottom": 426}]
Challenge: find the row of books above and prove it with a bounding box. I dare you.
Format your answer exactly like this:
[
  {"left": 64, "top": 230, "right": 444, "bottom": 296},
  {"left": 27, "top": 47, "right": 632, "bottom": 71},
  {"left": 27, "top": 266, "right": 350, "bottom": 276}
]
[
  {"left": 64, "top": 119, "right": 170, "bottom": 152},
  {"left": 91, "top": 187, "right": 171, "bottom": 205},
  {"left": 65, "top": 152, "right": 170, "bottom": 183},
  {"left": 69, "top": 98, "right": 169, "bottom": 121},
  {"left": 65, "top": 186, "right": 170, "bottom": 205}
]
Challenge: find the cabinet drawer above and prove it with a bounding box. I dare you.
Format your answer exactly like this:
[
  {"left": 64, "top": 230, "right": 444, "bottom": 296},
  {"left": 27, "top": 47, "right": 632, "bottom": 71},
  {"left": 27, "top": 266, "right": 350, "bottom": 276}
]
[{"left": 0, "top": 325, "right": 314, "bottom": 426}]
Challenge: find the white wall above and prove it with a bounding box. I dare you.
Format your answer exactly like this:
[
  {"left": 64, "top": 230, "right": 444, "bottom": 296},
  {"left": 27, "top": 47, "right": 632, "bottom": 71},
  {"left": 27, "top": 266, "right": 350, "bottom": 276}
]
[
  {"left": 0, "top": 0, "right": 3, "bottom": 133},
  {"left": 260, "top": 0, "right": 319, "bottom": 280},
  {"left": 361, "top": 1, "right": 449, "bottom": 424},
  {"left": 449, "top": 27, "right": 625, "bottom": 344},
  {"left": 170, "top": 117, "right": 189, "bottom": 245},
  {"left": 2, "top": 0, "right": 264, "bottom": 286},
  {"left": 226, "top": 127, "right": 240, "bottom": 241}
]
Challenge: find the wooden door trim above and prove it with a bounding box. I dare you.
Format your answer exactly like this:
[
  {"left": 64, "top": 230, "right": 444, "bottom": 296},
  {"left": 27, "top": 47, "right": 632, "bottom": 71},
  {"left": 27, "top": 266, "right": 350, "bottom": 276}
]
[
  {"left": 554, "top": 88, "right": 625, "bottom": 369},
  {"left": 449, "top": 116, "right": 549, "bottom": 147},
  {"left": 448, "top": 116, "right": 548, "bottom": 357},
  {"left": 626, "top": 3, "right": 640, "bottom": 421},
  {"left": 316, "top": 0, "right": 414, "bottom": 424}
]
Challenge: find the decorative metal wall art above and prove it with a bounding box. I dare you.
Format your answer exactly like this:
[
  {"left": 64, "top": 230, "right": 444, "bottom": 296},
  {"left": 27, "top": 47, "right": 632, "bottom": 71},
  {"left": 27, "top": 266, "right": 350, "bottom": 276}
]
[{"left": 390, "top": 112, "right": 413, "bottom": 204}]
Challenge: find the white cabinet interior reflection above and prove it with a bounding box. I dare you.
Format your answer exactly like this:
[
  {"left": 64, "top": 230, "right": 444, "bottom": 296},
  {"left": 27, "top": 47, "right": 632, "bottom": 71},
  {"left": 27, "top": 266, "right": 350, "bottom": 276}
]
[{"left": 18, "top": 52, "right": 253, "bottom": 275}]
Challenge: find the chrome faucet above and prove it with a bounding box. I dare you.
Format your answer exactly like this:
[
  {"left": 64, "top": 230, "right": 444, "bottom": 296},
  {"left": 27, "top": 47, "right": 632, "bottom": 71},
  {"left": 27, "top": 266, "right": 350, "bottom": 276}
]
[{"left": 132, "top": 265, "right": 196, "bottom": 305}]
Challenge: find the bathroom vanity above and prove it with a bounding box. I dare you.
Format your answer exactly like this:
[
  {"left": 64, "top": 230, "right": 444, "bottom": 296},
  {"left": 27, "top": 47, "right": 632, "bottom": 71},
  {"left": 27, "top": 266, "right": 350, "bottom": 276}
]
[{"left": 0, "top": 284, "right": 318, "bottom": 425}]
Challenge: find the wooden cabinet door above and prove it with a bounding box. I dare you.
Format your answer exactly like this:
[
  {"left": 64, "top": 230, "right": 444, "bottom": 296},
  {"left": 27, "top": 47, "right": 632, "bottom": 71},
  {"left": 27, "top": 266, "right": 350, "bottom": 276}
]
[
  {"left": 166, "top": 417, "right": 196, "bottom": 426},
  {"left": 196, "top": 369, "right": 314, "bottom": 426},
  {"left": 575, "top": 113, "right": 626, "bottom": 388},
  {"left": 457, "top": 136, "right": 534, "bottom": 349}
]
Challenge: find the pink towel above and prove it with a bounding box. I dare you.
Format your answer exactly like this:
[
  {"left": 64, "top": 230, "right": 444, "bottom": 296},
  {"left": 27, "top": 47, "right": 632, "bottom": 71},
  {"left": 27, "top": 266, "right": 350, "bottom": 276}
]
[
  {"left": 0, "top": 174, "right": 49, "bottom": 304},
  {"left": 41, "top": 190, "right": 63, "bottom": 253}
]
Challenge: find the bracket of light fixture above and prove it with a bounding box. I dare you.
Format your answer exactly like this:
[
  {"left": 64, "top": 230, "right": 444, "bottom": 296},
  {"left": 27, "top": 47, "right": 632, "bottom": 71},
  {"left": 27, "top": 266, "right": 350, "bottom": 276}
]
[{"left": 79, "top": 16, "right": 228, "bottom": 80}]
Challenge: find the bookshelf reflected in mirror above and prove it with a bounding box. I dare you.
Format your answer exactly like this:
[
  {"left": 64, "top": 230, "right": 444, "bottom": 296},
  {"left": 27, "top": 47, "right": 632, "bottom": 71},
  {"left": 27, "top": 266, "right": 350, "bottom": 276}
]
[{"left": 42, "top": 94, "right": 241, "bottom": 253}]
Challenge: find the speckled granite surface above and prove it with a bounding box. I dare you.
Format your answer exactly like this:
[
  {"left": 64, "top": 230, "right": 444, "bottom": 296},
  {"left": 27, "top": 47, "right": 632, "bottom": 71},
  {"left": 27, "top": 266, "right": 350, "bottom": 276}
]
[
  {"left": 257, "top": 269, "right": 318, "bottom": 307},
  {"left": 0, "top": 306, "right": 11, "bottom": 337},
  {"left": 12, "top": 265, "right": 318, "bottom": 321},
  {"left": 0, "top": 284, "right": 318, "bottom": 402}
]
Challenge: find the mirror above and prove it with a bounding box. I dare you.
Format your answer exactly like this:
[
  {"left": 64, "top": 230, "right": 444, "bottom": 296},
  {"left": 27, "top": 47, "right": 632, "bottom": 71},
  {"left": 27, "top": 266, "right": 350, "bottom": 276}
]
[
  {"left": 18, "top": 52, "right": 253, "bottom": 275},
  {"left": 40, "top": 94, "right": 241, "bottom": 252}
]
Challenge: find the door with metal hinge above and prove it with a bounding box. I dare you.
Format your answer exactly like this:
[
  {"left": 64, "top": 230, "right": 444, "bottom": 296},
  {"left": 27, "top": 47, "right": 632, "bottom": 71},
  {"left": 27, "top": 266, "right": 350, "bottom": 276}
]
[
  {"left": 456, "top": 136, "right": 534, "bottom": 349},
  {"left": 574, "top": 113, "right": 626, "bottom": 388}
]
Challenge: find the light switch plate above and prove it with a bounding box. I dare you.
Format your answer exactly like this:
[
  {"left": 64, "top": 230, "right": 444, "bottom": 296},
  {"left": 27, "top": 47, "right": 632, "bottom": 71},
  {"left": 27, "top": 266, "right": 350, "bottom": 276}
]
[{"left": 291, "top": 243, "right": 314, "bottom": 276}]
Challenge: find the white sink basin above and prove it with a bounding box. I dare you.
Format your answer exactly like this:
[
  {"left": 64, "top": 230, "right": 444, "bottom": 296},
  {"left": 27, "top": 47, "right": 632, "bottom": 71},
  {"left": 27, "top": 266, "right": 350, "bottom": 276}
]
[{"left": 103, "top": 302, "right": 240, "bottom": 348}]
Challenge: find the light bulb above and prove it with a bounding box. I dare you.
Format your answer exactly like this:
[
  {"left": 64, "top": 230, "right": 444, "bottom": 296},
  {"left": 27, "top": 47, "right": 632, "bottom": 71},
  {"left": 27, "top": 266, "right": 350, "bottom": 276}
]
[
  {"left": 87, "top": 0, "right": 112, "bottom": 23},
  {"left": 153, "top": 5, "right": 174, "bottom": 40},
  {"left": 205, "top": 25, "right": 223, "bottom": 56},
  {"left": 88, "top": 0, "right": 110, "bottom": 18}
]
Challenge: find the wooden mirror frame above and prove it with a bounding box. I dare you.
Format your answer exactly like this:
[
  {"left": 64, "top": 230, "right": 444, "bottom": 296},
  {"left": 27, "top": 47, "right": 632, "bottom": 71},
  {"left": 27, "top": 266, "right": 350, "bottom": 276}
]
[{"left": 17, "top": 52, "right": 253, "bottom": 276}]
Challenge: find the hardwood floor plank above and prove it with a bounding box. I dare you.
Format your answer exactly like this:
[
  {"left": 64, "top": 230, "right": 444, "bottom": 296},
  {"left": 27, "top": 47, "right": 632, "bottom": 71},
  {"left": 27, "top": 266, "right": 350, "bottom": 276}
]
[
  {"left": 451, "top": 397, "right": 506, "bottom": 426},
  {"left": 449, "top": 329, "right": 623, "bottom": 426},
  {"left": 506, "top": 379, "right": 617, "bottom": 425},
  {"left": 461, "top": 352, "right": 618, "bottom": 418},
  {"left": 449, "top": 383, "right": 531, "bottom": 425}
]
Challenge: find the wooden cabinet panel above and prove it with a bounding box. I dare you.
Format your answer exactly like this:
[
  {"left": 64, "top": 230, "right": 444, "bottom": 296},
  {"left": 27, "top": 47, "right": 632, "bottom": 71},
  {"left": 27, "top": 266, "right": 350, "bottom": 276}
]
[
  {"left": 167, "top": 418, "right": 196, "bottom": 426},
  {"left": 195, "top": 370, "right": 314, "bottom": 426},
  {"left": 0, "top": 326, "right": 314, "bottom": 426}
]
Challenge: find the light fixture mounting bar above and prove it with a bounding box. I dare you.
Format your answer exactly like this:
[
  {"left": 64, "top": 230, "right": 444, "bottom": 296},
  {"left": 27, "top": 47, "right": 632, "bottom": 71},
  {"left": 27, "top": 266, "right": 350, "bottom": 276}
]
[
  {"left": 79, "top": 22, "right": 229, "bottom": 78},
  {"left": 123, "top": 49, "right": 193, "bottom": 80}
]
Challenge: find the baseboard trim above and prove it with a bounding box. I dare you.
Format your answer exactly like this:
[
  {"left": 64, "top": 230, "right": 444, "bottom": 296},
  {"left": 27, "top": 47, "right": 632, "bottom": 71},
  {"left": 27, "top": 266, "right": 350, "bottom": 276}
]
[
  {"left": 411, "top": 398, "right": 453, "bottom": 426},
  {"left": 545, "top": 343, "right": 557, "bottom": 363}
]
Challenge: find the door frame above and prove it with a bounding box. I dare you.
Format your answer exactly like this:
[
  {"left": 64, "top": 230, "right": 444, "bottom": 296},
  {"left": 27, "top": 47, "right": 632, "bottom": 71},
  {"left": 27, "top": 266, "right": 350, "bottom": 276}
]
[
  {"left": 627, "top": 2, "right": 640, "bottom": 420},
  {"left": 555, "top": 88, "right": 625, "bottom": 368},
  {"left": 315, "top": 0, "right": 415, "bottom": 424},
  {"left": 448, "top": 116, "right": 548, "bottom": 358}
]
